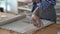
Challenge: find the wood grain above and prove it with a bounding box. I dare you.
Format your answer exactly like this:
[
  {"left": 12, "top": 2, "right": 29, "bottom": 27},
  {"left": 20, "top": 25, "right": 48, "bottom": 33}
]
[
  {"left": 0, "top": 28, "right": 21, "bottom": 34},
  {"left": 0, "top": 12, "right": 16, "bottom": 21},
  {"left": 35, "top": 24, "right": 60, "bottom": 34},
  {"left": 0, "top": 24, "right": 60, "bottom": 34}
]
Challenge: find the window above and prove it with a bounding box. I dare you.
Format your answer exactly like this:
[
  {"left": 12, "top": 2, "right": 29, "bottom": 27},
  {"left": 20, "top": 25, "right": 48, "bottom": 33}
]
[{"left": 0, "top": 0, "right": 10, "bottom": 12}]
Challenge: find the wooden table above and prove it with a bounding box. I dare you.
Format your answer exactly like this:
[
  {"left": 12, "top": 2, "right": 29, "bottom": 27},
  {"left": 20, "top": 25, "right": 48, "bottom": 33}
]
[
  {"left": 0, "top": 24, "right": 60, "bottom": 34},
  {"left": 0, "top": 12, "right": 16, "bottom": 21},
  {"left": 0, "top": 28, "right": 20, "bottom": 34},
  {"left": 0, "top": 12, "right": 20, "bottom": 34},
  {"left": 35, "top": 24, "right": 60, "bottom": 34}
]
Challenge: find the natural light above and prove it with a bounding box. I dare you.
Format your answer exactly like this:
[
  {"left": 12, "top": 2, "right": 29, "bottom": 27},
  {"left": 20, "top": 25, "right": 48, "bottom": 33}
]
[{"left": 0, "top": 0, "right": 10, "bottom": 11}]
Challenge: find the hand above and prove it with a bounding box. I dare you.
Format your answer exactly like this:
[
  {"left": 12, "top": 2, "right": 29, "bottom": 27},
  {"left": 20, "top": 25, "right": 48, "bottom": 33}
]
[{"left": 32, "top": 14, "right": 43, "bottom": 27}]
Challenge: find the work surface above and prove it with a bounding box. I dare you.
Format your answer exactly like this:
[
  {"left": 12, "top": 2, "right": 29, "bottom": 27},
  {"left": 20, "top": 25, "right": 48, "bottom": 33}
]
[
  {"left": 0, "top": 12, "right": 16, "bottom": 21},
  {"left": 0, "top": 24, "right": 60, "bottom": 34},
  {"left": 35, "top": 24, "right": 60, "bottom": 34}
]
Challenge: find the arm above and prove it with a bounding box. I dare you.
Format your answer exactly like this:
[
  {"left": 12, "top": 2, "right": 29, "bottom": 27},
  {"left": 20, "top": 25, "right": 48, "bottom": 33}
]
[
  {"left": 32, "top": 7, "right": 42, "bottom": 27},
  {"left": 32, "top": 7, "right": 40, "bottom": 16}
]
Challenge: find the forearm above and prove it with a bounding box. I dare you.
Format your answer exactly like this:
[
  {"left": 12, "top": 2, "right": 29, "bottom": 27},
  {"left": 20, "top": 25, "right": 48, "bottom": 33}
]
[
  {"left": 32, "top": 7, "right": 40, "bottom": 16},
  {"left": 32, "top": 10, "right": 42, "bottom": 27},
  {"left": 32, "top": 7, "right": 41, "bottom": 22},
  {"left": 32, "top": 7, "right": 42, "bottom": 27}
]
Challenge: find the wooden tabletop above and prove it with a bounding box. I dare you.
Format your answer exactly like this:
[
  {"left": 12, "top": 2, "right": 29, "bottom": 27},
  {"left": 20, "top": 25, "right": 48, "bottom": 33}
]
[
  {"left": 0, "top": 28, "right": 20, "bottom": 34},
  {"left": 0, "top": 24, "right": 60, "bottom": 34},
  {"left": 35, "top": 24, "right": 60, "bottom": 34},
  {"left": 0, "top": 12, "right": 16, "bottom": 21}
]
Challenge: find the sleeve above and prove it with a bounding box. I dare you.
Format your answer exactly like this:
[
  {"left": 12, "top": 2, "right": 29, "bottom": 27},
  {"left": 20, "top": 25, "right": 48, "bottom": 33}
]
[
  {"left": 31, "top": 3, "right": 38, "bottom": 12},
  {"left": 39, "top": 0, "right": 56, "bottom": 11}
]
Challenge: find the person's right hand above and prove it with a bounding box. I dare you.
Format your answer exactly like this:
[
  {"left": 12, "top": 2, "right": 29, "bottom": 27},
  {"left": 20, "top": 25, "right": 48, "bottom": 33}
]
[{"left": 32, "top": 14, "right": 43, "bottom": 28}]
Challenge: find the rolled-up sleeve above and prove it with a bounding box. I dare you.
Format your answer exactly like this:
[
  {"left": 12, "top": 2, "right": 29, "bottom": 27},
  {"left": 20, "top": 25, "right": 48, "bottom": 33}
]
[{"left": 39, "top": 0, "right": 56, "bottom": 11}]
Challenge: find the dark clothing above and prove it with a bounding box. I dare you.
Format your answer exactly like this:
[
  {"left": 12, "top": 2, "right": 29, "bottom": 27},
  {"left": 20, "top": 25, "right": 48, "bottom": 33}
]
[
  {"left": 39, "top": 4, "right": 56, "bottom": 22},
  {"left": 31, "top": 2, "right": 37, "bottom": 12},
  {"left": 32, "top": 0, "right": 56, "bottom": 22}
]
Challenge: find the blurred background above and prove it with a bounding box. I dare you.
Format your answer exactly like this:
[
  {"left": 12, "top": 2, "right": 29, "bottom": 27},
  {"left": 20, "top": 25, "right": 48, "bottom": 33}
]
[
  {"left": 0, "top": 0, "right": 60, "bottom": 24},
  {"left": 0, "top": 0, "right": 60, "bottom": 34}
]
